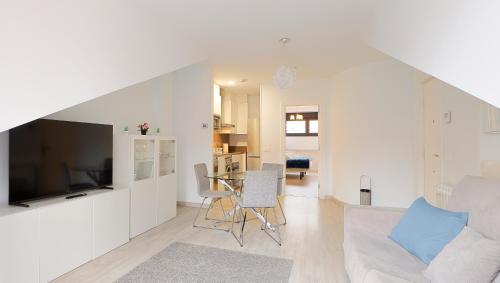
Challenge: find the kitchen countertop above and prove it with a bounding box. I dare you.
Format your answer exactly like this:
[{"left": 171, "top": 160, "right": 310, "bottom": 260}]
[{"left": 213, "top": 152, "right": 246, "bottom": 157}]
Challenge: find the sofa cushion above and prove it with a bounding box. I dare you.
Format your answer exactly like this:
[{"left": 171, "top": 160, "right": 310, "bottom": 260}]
[
  {"left": 344, "top": 230, "right": 428, "bottom": 283},
  {"left": 448, "top": 175, "right": 500, "bottom": 242},
  {"left": 424, "top": 227, "right": 500, "bottom": 283},
  {"left": 389, "top": 197, "right": 468, "bottom": 264}
]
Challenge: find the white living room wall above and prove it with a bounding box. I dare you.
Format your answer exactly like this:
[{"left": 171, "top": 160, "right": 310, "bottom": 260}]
[
  {"left": 0, "top": 73, "right": 175, "bottom": 204},
  {"left": 47, "top": 74, "right": 174, "bottom": 135},
  {"left": 0, "top": 62, "right": 214, "bottom": 205},
  {"left": 330, "top": 59, "right": 422, "bottom": 208},
  {"left": 172, "top": 63, "right": 213, "bottom": 204},
  {"left": 260, "top": 80, "right": 332, "bottom": 198},
  {"left": 423, "top": 78, "right": 500, "bottom": 187},
  {"left": 286, "top": 137, "right": 319, "bottom": 151}
]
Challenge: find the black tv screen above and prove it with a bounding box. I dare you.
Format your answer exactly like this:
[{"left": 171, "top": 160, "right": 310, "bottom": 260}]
[{"left": 9, "top": 119, "right": 113, "bottom": 204}]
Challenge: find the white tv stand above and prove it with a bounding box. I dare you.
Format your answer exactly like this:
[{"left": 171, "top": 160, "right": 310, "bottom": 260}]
[
  {"left": 0, "top": 135, "right": 177, "bottom": 283},
  {"left": 0, "top": 187, "right": 130, "bottom": 283}
]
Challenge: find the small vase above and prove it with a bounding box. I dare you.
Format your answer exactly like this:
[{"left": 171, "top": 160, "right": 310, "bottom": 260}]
[{"left": 140, "top": 129, "right": 148, "bottom": 135}]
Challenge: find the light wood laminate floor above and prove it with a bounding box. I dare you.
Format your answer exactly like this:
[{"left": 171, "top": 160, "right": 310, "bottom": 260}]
[
  {"left": 285, "top": 172, "right": 320, "bottom": 198},
  {"left": 54, "top": 196, "right": 348, "bottom": 283}
]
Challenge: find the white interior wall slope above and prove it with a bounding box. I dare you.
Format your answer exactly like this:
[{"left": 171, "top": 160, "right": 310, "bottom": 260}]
[
  {"left": 0, "top": 73, "right": 175, "bottom": 204},
  {"left": 0, "top": 0, "right": 201, "bottom": 133},
  {"left": 260, "top": 80, "right": 332, "bottom": 198},
  {"left": 330, "top": 59, "right": 421, "bottom": 208},
  {"left": 47, "top": 74, "right": 174, "bottom": 135},
  {"left": 365, "top": 0, "right": 500, "bottom": 108},
  {"left": 172, "top": 63, "right": 213, "bottom": 203}
]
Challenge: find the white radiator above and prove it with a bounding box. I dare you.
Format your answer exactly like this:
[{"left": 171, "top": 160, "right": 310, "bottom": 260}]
[{"left": 435, "top": 184, "right": 454, "bottom": 208}]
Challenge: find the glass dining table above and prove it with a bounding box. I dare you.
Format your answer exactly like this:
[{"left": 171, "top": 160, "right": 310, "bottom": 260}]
[{"left": 207, "top": 171, "right": 284, "bottom": 232}]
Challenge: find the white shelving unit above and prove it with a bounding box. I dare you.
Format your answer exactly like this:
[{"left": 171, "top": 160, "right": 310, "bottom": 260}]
[
  {"left": 157, "top": 138, "right": 177, "bottom": 224},
  {"left": 114, "top": 135, "right": 177, "bottom": 238}
]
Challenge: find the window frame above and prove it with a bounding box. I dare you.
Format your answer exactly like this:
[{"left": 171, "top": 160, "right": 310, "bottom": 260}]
[{"left": 285, "top": 112, "right": 319, "bottom": 137}]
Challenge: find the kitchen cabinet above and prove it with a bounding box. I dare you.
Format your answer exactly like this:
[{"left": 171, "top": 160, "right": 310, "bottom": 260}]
[
  {"left": 235, "top": 102, "right": 248, "bottom": 134},
  {"left": 222, "top": 90, "right": 232, "bottom": 124},
  {"left": 232, "top": 153, "right": 247, "bottom": 171},
  {"left": 220, "top": 90, "right": 248, "bottom": 134},
  {"left": 213, "top": 84, "right": 222, "bottom": 116},
  {"left": 215, "top": 153, "right": 246, "bottom": 174}
]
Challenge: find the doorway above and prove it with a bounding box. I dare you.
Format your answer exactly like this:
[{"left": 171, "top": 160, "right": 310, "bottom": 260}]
[{"left": 283, "top": 105, "right": 320, "bottom": 198}]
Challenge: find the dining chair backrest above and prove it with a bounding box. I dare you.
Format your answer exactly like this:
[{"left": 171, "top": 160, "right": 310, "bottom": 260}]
[
  {"left": 194, "top": 163, "right": 210, "bottom": 196},
  {"left": 261, "top": 163, "right": 284, "bottom": 195},
  {"left": 242, "top": 170, "right": 278, "bottom": 208}
]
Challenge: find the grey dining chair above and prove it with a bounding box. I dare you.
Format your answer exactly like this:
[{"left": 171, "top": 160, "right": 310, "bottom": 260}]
[
  {"left": 231, "top": 170, "right": 282, "bottom": 246},
  {"left": 193, "top": 163, "right": 233, "bottom": 231},
  {"left": 262, "top": 163, "right": 286, "bottom": 225}
]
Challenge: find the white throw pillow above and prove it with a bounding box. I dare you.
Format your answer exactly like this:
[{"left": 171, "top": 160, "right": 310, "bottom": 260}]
[{"left": 424, "top": 227, "right": 500, "bottom": 283}]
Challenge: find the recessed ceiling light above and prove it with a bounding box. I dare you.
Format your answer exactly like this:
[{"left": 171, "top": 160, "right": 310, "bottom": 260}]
[
  {"left": 227, "top": 81, "right": 236, "bottom": 85},
  {"left": 279, "top": 37, "right": 291, "bottom": 44},
  {"left": 240, "top": 78, "right": 248, "bottom": 83}
]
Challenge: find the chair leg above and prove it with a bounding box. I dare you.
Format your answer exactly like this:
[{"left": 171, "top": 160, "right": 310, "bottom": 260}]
[
  {"left": 193, "top": 197, "right": 229, "bottom": 232},
  {"left": 219, "top": 198, "right": 228, "bottom": 221},
  {"left": 263, "top": 207, "right": 282, "bottom": 246},
  {"left": 204, "top": 198, "right": 232, "bottom": 222},
  {"left": 231, "top": 204, "right": 245, "bottom": 247},
  {"left": 277, "top": 197, "right": 287, "bottom": 226},
  {"left": 204, "top": 198, "right": 215, "bottom": 220},
  {"left": 193, "top": 197, "right": 207, "bottom": 227}
]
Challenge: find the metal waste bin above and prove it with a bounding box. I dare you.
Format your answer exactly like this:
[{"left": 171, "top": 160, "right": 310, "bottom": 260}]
[
  {"left": 360, "top": 175, "right": 372, "bottom": 205},
  {"left": 360, "top": 189, "right": 371, "bottom": 205}
]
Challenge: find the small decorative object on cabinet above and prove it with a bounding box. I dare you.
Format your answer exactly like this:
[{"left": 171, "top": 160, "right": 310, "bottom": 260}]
[
  {"left": 114, "top": 135, "right": 177, "bottom": 238},
  {"left": 138, "top": 122, "right": 150, "bottom": 135}
]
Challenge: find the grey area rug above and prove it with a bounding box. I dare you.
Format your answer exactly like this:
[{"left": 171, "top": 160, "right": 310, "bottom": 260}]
[{"left": 116, "top": 242, "right": 293, "bottom": 283}]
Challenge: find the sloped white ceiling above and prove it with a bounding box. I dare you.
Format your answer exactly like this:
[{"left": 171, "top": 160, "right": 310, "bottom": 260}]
[
  {"left": 2, "top": 0, "right": 498, "bottom": 133},
  {"left": 364, "top": 0, "right": 500, "bottom": 108},
  {"left": 0, "top": 0, "right": 203, "bottom": 132},
  {"left": 1, "top": 0, "right": 389, "bottom": 133}
]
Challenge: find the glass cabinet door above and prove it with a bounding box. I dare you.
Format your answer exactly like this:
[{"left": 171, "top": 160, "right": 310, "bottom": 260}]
[
  {"left": 159, "top": 140, "right": 175, "bottom": 176},
  {"left": 134, "top": 139, "right": 155, "bottom": 181}
]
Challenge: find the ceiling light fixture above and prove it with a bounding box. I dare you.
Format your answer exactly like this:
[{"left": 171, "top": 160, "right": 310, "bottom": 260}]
[
  {"left": 227, "top": 81, "right": 236, "bottom": 86},
  {"left": 273, "top": 37, "right": 296, "bottom": 90}
]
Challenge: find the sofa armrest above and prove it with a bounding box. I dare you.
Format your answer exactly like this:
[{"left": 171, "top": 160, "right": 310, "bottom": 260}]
[{"left": 344, "top": 205, "right": 406, "bottom": 238}]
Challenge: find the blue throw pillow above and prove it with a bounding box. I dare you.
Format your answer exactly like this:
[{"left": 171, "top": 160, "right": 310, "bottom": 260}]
[{"left": 389, "top": 197, "right": 468, "bottom": 264}]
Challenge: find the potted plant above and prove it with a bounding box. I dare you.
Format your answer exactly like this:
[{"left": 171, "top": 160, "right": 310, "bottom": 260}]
[{"left": 138, "top": 122, "right": 150, "bottom": 135}]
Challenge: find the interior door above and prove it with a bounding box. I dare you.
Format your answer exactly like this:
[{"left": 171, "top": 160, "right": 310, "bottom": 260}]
[{"left": 423, "top": 83, "right": 443, "bottom": 204}]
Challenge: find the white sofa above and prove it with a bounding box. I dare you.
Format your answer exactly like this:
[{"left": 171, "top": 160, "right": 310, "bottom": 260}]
[{"left": 343, "top": 176, "right": 500, "bottom": 283}]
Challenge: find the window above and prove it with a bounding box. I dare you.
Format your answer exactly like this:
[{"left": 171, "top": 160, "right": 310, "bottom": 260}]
[
  {"left": 286, "top": 121, "right": 306, "bottom": 134},
  {"left": 309, "top": 120, "right": 318, "bottom": 134},
  {"left": 286, "top": 112, "right": 318, "bottom": 136}
]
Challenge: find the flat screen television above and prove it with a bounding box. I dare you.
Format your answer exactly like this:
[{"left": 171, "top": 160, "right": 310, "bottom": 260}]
[{"left": 9, "top": 119, "right": 113, "bottom": 204}]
